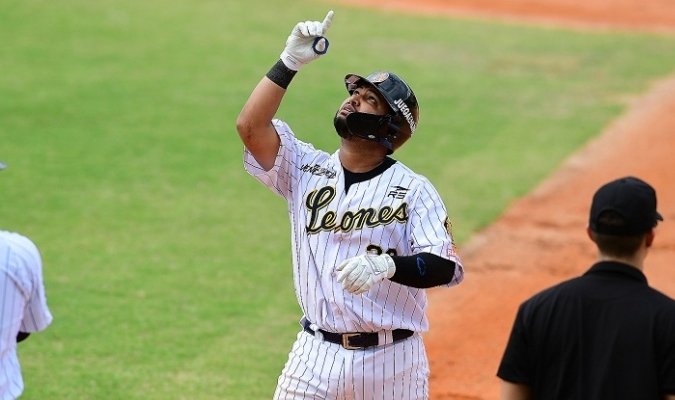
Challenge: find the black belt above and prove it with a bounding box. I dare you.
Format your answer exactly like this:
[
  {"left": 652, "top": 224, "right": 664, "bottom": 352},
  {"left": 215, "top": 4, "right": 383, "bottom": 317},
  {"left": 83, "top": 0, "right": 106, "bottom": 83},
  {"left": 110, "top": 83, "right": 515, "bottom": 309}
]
[{"left": 302, "top": 319, "right": 414, "bottom": 350}]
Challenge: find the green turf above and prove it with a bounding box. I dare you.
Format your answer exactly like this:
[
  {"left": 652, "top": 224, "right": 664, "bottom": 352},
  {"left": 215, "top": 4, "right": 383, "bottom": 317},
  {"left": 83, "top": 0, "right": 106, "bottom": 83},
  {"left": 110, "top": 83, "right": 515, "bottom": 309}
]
[{"left": 1, "top": 0, "right": 674, "bottom": 398}]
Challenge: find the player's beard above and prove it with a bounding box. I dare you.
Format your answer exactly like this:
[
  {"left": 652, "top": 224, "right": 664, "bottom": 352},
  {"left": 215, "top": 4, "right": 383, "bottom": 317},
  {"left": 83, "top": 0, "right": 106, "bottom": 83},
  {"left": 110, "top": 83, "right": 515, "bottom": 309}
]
[{"left": 333, "top": 112, "right": 352, "bottom": 139}]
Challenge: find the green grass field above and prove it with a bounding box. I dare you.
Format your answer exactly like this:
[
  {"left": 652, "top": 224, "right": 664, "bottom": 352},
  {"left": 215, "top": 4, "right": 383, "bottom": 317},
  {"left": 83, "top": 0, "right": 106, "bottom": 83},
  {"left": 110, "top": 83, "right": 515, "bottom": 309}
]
[{"left": 2, "top": 0, "right": 675, "bottom": 398}]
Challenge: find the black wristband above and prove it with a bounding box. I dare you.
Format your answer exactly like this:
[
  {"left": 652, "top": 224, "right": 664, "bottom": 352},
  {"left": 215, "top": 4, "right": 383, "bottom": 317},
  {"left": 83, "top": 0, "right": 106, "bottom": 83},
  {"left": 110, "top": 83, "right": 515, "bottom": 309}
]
[{"left": 266, "top": 59, "right": 297, "bottom": 89}]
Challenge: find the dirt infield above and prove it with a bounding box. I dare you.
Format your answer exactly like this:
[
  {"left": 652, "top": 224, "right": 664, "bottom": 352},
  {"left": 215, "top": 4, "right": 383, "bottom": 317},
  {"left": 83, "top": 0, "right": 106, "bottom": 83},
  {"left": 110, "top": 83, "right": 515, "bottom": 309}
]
[
  {"left": 424, "top": 77, "right": 675, "bottom": 399},
  {"left": 340, "top": 1, "right": 675, "bottom": 398},
  {"left": 340, "top": 0, "right": 675, "bottom": 33}
]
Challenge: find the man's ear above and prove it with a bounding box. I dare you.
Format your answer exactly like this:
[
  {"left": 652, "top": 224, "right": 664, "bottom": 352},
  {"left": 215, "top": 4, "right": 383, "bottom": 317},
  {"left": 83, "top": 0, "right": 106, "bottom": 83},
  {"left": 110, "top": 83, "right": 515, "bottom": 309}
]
[
  {"left": 586, "top": 226, "right": 595, "bottom": 242},
  {"left": 645, "top": 230, "right": 655, "bottom": 248}
]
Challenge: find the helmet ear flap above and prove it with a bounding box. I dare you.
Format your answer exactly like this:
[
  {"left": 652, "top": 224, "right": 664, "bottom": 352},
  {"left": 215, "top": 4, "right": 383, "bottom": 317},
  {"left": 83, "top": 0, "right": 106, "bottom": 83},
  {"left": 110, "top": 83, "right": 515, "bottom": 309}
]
[
  {"left": 389, "top": 114, "right": 402, "bottom": 130},
  {"left": 388, "top": 114, "right": 413, "bottom": 151},
  {"left": 384, "top": 115, "right": 401, "bottom": 138}
]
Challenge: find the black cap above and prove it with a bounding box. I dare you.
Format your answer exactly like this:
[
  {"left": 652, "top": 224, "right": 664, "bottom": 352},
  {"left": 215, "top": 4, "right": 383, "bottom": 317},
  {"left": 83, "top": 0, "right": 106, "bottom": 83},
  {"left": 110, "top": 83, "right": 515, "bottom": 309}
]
[{"left": 589, "top": 176, "right": 663, "bottom": 236}]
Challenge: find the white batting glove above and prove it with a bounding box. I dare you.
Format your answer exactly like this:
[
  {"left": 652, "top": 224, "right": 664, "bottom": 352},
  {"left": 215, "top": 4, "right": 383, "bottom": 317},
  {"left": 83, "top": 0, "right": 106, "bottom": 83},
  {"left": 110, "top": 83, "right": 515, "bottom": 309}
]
[
  {"left": 280, "top": 10, "right": 334, "bottom": 71},
  {"left": 336, "top": 254, "right": 396, "bottom": 295}
]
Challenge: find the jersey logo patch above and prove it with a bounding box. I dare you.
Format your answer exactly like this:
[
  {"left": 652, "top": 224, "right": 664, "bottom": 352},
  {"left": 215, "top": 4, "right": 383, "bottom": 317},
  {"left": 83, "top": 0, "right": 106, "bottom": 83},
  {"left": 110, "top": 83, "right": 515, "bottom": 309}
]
[
  {"left": 300, "top": 163, "right": 337, "bottom": 179},
  {"left": 387, "top": 185, "right": 409, "bottom": 199}
]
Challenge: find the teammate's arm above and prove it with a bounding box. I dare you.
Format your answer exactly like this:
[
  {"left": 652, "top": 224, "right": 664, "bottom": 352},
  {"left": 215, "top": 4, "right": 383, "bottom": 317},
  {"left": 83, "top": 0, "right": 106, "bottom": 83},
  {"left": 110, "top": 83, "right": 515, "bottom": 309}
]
[{"left": 235, "top": 10, "right": 334, "bottom": 171}]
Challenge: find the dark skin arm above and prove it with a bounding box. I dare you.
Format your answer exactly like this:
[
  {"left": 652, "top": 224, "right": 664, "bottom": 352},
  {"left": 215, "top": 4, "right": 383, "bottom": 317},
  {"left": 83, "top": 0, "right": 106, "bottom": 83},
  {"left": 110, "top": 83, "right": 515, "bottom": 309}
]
[
  {"left": 235, "top": 77, "right": 284, "bottom": 171},
  {"left": 499, "top": 380, "right": 532, "bottom": 400}
]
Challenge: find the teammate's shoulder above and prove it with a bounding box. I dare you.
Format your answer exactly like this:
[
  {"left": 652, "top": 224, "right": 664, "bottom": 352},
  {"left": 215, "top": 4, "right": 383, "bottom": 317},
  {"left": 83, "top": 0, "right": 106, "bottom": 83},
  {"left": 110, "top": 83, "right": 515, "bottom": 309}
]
[
  {"left": 0, "top": 230, "right": 36, "bottom": 249},
  {"left": 0, "top": 230, "right": 42, "bottom": 272}
]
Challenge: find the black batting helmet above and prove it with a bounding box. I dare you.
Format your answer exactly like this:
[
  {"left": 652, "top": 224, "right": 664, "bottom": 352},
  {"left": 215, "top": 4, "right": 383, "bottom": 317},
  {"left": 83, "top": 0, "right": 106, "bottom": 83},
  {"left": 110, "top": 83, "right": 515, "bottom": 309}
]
[{"left": 344, "top": 71, "right": 419, "bottom": 137}]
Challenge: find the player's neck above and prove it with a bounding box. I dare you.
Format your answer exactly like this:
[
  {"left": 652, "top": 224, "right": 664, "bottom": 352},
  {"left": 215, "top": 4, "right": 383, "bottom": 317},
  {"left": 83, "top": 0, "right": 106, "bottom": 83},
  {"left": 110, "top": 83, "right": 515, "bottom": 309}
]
[{"left": 339, "top": 140, "right": 388, "bottom": 173}]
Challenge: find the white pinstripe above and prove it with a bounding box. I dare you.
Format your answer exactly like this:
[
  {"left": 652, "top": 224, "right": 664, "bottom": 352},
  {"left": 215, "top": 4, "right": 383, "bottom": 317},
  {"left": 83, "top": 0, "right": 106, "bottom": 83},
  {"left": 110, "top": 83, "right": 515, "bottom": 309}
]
[
  {"left": 0, "top": 231, "right": 53, "bottom": 400},
  {"left": 245, "top": 120, "right": 462, "bottom": 399},
  {"left": 273, "top": 330, "right": 428, "bottom": 399}
]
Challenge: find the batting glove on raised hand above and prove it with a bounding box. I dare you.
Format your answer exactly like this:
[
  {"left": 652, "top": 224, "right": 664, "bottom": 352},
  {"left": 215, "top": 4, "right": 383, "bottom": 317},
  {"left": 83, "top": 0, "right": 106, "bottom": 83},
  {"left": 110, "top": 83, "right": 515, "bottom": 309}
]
[
  {"left": 280, "top": 10, "right": 334, "bottom": 71},
  {"left": 336, "top": 254, "right": 396, "bottom": 295}
]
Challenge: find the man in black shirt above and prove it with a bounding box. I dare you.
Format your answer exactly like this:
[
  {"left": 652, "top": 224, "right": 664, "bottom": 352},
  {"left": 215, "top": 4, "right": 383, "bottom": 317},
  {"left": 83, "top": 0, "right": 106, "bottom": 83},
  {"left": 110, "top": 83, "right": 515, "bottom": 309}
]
[{"left": 497, "top": 176, "right": 675, "bottom": 400}]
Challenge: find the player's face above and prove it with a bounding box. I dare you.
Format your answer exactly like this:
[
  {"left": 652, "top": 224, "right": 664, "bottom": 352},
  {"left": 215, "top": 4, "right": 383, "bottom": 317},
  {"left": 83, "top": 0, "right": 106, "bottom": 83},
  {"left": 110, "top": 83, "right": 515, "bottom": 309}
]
[
  {"left": 337, "top": 85, "right": 390, "bottom": 118},
  {"left": 333, "top": 84, "right": 391, "bottom": 139}
]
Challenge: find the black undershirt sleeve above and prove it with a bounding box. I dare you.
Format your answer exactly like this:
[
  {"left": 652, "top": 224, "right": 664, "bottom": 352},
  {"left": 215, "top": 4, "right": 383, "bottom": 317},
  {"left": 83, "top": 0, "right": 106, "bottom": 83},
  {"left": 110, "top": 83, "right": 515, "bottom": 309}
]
[
  {"left": 389, "top": 252, "right": 456, "bottom": 288},
  {"left": 17, "top": 331, "right": 30, "bottom": 343}
]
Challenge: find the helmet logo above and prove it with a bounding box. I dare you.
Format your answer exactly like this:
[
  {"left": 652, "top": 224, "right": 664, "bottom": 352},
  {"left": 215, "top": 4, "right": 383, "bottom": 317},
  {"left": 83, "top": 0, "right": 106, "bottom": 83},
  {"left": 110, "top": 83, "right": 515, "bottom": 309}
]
[
  {"left": 394, "top": 98, "right": 416, "bottom": 134},
  {"left": 367, "top": 72, "right": 390, "bottom": 83}
]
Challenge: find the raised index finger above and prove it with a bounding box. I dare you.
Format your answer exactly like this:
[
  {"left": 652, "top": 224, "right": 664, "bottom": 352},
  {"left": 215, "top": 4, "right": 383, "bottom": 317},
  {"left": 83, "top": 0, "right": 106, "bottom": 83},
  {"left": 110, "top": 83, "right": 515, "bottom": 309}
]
[{"left": 321, "top": 10, "right": 334, "bottom": 33}]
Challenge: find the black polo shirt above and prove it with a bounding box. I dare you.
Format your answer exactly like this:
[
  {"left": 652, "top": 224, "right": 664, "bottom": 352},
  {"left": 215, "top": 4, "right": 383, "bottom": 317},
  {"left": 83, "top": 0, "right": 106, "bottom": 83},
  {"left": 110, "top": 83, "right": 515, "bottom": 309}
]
[{"left": 497, "top": 261, "right": 675, "bottom": 399}]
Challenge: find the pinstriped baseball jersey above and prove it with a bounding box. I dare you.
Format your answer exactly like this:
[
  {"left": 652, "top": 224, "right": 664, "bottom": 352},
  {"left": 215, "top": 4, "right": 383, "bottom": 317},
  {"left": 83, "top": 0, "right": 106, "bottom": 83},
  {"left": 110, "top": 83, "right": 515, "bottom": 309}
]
[
  {"left": 0, "top": 231, "right": 53, "bottom": 400},
  {"left": 244, "top": 119, "right": 463, "bottom": 334}
]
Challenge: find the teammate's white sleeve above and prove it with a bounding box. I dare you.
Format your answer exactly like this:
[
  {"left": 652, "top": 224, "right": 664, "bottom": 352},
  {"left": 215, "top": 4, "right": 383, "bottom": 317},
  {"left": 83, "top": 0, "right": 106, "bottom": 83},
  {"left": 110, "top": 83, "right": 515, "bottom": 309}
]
[
  {"left": 408, "top": 181, "right": 464, "bottom": 287},
  {"left": 0, "top": 231, "right": 53, "bottom": 399},
  {"left": 0, "top": 269, "right": 26, "bottom": 399},
  {"left": 243, "top": 119, "right": 317, "bottom": 198},
  {"left": 0, "top": 232, "right": 52, "bottom": 332}
]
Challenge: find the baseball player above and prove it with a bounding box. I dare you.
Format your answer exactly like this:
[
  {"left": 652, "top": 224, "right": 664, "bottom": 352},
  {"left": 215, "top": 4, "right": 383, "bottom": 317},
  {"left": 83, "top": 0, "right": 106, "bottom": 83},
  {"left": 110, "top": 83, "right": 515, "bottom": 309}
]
[
  {"left": 235, "top": 11, "right": 464, "bottom": 399},
  {"left": 1, "top": 162, "right": 53, "bottom": 399}
]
